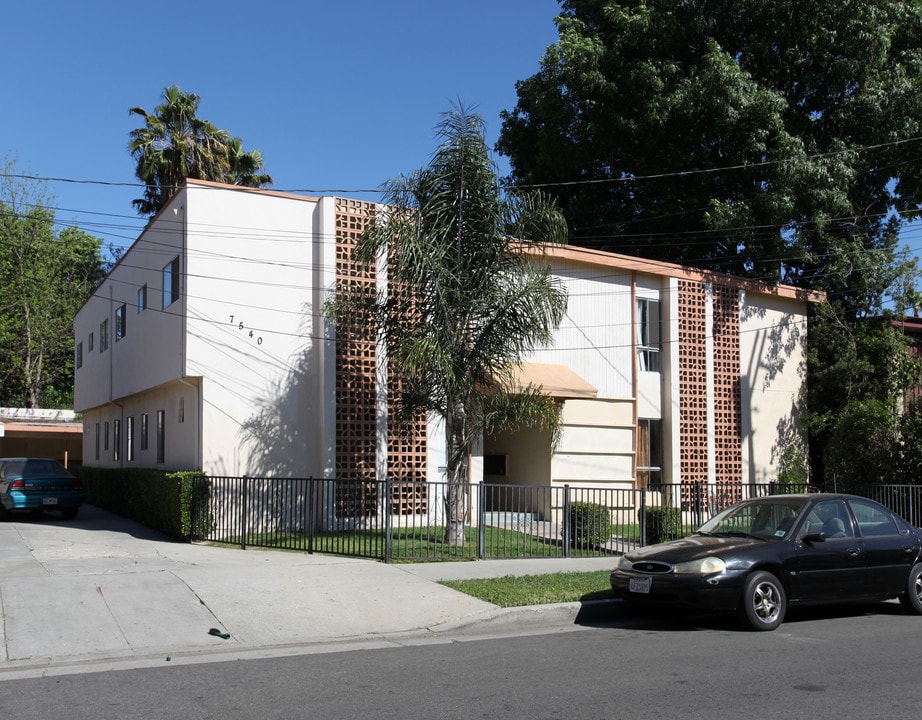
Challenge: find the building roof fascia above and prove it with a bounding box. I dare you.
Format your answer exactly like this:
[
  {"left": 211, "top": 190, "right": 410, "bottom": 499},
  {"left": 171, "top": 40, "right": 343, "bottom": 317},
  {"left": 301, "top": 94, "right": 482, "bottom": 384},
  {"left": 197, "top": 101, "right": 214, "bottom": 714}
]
[{"left": 524, "top": 242, "right": 826, "bottom": 304}]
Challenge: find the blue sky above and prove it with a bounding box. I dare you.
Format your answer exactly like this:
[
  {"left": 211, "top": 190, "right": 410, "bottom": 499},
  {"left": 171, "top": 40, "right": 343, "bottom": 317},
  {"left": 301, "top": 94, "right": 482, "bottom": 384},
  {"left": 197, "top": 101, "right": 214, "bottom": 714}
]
[{"left": 2, "top": 0, "right": 561, "bottom": 252}]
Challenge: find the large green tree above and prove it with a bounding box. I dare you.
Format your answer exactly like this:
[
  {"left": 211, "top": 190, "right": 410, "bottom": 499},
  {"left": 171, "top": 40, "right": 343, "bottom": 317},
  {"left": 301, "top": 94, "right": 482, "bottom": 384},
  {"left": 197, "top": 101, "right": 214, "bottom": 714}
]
[
  {"left": 129, "top": 85, "right": 272, "bottom": 215},
  {"left": 497, "top": 0, "right": 922, "bottom": 286},
  {"left": 0, "top": 159, "right": 106, "bottom": 407},
  {"left": 329, "top": 107, "right": 569, "bottom": 544}
]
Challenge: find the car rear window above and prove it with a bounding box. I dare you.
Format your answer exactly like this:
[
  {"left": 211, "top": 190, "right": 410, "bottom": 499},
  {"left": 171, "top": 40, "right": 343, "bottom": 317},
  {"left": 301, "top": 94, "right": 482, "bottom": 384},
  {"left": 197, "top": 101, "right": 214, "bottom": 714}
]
[{"left": 0, "top": 459, "right": 69, "bottom": 478}]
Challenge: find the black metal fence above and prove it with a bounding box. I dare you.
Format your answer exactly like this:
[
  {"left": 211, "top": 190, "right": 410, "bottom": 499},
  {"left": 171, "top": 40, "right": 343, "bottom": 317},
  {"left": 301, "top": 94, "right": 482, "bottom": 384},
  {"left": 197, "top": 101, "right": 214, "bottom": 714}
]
[{"left": 187, "top": 476, "right": 922, "bottom": 562}]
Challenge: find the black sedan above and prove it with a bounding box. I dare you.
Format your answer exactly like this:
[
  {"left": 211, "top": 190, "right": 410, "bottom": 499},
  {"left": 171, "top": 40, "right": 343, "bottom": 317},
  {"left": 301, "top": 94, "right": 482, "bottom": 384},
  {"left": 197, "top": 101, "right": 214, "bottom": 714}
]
[{"left": 610, "top": 493, "right": 922, "bottom": 630}]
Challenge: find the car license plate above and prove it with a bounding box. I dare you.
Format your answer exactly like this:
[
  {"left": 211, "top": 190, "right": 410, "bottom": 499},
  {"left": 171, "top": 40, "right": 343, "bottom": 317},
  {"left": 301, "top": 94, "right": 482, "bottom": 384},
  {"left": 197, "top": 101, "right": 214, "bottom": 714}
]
[
  {"left": 629, "top": 576, "right": 652, "bottom": 594},
  {"left": 42, "top": 497, "right": 58, "bottom": 505}
]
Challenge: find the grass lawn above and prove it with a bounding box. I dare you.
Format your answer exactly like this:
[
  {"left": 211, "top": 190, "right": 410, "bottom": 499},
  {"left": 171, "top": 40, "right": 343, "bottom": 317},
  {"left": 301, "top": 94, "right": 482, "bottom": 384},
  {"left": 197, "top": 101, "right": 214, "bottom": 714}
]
[{"left": 439, "top": 570, "right": 616, "bottom": 607}]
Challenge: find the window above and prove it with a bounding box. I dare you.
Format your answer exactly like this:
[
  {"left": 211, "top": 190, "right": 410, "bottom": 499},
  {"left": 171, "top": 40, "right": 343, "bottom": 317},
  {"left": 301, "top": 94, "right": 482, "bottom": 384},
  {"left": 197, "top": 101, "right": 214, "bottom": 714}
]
[
  {"left": 850, "top": 499, "right": 899, "bottom": 537},
  {"left": 95, "top": 422, "right": 100, "bottom": 461},
  {"left": 156, "top": 410, "right": 165, "bottom": 464},
  {"left": 113, "top": 419, "right": 121, "bottom": 461},
  {"left": 104, "top": 421, "right": 110, "bottom": 450},
  {"left": 88, "top": 332, "right": 94, "bottom": 352},
  {"left": 179, "top": 396, "right": 184, "bottom": 423},
  {"left": 162, "top": 257, "right": 180, "bottom": 309},
  {"left": 127, "top": 416, "right": 134, "bottom": 462},
  {"left": 138, "top": 284, "right": 147, "bottom": 313},
  {"left": 100, "top": 319, "right": 109, "bottom": 353},
  {"left": 141, "top": 413, "right": 149, "bottom": 451},
  {"left": 76, "top": 342, "right": 83, "bottom": 369},
  {"left": 804, "top": 500, "right": 855, "bottom": 539},
  {"left": 636, "top": 418, "right": 663, "bottom": 489},
  {"left": 636, "top": 298, "right": 661, "bottom": 372},
  {"left": 115, "top": 304, "right": 127, "bottom": 341}
]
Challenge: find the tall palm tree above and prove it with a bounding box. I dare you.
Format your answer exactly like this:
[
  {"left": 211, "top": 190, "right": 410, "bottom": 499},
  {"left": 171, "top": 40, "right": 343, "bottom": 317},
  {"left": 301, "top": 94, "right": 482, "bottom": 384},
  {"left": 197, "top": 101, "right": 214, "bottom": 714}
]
[
  {"left": 128, "top": 86, "right": 271, "bottom": 215},
  {"left": 331, "top": 105, "right": 569, "bottom": 545}
]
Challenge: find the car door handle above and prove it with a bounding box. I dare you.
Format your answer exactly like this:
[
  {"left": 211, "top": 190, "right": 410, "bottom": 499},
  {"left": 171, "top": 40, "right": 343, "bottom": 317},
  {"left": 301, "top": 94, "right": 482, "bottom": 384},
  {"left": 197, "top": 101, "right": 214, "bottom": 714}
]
[{"left": 847, "top": 548, "right": 862, "bottom": 557}]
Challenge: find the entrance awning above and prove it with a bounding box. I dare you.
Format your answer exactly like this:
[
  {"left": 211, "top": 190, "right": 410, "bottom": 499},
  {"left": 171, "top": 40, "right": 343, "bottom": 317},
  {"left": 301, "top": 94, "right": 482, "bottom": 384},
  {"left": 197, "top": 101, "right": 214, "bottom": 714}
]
[{"left": 508, "top": 363, "right": 598, "bottom": 399}]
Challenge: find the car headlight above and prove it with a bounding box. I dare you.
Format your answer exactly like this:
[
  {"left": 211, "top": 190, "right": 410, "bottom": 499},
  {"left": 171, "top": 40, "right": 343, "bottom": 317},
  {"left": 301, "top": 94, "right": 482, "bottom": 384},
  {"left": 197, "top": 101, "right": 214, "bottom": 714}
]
[
  {"left": 672, "top": 556, "right": 726, "bottom": 575},
  {"left": 615, "top": 555, "right": 634, "bottom": 571}
]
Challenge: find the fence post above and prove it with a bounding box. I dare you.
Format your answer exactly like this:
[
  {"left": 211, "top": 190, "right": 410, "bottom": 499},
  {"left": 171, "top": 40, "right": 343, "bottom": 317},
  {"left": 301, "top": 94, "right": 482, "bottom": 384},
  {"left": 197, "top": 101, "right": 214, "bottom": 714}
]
[
  {"left": 639, "top": 488, "right": 647, "bottom": 547},
  {"left": 562, "top": 484, "right": 571, "bottom": 558},
  {"left": 384, "top": 478, "right": 393, "bottom": 563},
  {"left": 477, "top": 482, "right": 486, "bottom": 559},
  {"left": 241, "top": 475, "right": 248, "bottom": 551},
  {"left": 306, "top": 477, "right": 315, "bottom": 555},
  {"left": 693, "top": 483, "right": 704, "bottom": 529}
]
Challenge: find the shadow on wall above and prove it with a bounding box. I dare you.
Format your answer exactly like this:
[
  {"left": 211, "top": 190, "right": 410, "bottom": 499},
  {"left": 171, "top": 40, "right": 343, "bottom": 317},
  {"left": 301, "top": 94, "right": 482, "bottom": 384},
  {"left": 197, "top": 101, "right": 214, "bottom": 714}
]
[{"left": 239, "top": 339, "right": 322, "bottom": 478}]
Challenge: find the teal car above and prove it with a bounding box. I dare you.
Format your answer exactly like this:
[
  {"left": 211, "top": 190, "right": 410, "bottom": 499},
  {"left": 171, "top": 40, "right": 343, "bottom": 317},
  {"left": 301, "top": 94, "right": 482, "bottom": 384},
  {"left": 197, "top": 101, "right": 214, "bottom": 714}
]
[{"left": 0, "top": 457, "right": 84, "bottom": 520}]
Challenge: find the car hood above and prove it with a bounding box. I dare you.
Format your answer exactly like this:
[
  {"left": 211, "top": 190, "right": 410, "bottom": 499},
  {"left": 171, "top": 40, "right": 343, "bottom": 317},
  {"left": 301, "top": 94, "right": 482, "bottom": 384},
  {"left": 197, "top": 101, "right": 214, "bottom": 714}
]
[{"left": 625, "top": 534, "right": 770, "bottom": 563}]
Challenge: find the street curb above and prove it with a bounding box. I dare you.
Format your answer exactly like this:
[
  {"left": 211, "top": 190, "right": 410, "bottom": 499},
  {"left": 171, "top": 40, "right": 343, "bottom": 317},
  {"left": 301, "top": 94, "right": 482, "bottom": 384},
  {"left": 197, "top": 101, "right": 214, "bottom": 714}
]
[{"left": 430, "top": 598, "right": 620, "bottom": 634}]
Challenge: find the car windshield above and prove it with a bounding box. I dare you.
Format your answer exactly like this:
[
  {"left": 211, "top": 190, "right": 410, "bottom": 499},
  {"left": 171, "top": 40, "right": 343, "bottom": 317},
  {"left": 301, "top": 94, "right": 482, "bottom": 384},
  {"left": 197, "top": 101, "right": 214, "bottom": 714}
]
[{"left": 698, "top": 497, "right": 810, "bottom": 540}]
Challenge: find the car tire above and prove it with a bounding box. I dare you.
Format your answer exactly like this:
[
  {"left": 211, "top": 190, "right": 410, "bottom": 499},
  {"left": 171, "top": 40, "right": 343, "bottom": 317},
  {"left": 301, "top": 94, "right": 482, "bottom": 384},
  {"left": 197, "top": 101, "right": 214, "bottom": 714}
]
[
  {"left": 898, "top": 563, "right": 922, "bottom": 615},
  {"left": 739, "top": 570, "right": 786, "bottom": 631},
  {"left": 62, "top": 507, "right": 78, "bottom": 520}
]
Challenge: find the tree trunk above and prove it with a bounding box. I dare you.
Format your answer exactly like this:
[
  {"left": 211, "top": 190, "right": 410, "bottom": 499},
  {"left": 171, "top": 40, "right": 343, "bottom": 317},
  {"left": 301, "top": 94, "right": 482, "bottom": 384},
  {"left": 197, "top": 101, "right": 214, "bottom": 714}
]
[{"left": 444, "top": 407, "right": 469, "bottom": 547}]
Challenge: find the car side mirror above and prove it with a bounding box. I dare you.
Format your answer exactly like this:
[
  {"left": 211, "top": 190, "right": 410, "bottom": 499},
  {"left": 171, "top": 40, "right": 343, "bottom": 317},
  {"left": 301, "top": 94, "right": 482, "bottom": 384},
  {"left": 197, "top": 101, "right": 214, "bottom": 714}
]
[{"left": 801, "top": 532, "right": 826, "bottom": 545}]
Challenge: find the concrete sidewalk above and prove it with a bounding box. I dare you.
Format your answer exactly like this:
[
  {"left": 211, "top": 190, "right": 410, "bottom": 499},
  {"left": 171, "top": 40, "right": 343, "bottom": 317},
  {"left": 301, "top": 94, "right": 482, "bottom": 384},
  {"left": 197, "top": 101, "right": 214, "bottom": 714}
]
[{"left": 0, "top": 505, "right": 616, "bottom": 677}]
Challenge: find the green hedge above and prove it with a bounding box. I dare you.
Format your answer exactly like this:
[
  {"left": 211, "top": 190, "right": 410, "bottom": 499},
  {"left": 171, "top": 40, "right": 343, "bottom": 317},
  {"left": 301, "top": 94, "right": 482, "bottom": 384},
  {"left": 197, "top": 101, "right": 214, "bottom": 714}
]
[
  {"left": 569, "top": 501, "right": 613, "bottom": 548},
  {"left": 641, "top": 506, "right": 682, "bottom": 544},
  {"left": 73, "top": 466, "right": 210, "bottom": 541}
]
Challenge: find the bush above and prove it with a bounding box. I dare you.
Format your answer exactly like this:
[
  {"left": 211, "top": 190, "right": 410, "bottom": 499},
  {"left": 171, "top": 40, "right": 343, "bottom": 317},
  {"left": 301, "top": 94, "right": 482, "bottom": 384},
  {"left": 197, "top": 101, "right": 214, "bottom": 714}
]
[
  {"left": 569, "top": 501, "right": 613, "bottom": 548},
  {"left": 642, "top": 506, "right": 682, "bottom": 544},
  {"left": 73, "top": 466, "right": 211, "bottom": 541}
]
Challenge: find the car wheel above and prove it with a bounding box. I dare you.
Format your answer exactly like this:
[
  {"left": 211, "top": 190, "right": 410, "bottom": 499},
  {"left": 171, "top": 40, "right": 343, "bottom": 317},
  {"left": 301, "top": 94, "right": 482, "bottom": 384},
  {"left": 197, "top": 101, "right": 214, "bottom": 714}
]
[
  {"left": 898, "top": 563, "right": 922, "bottom": 615},
  {"left": 739, "top": 570, "right": 786, "bottom": 631},
  {"left": 62, "top": 507, "right": 78, "bottom": 520}
]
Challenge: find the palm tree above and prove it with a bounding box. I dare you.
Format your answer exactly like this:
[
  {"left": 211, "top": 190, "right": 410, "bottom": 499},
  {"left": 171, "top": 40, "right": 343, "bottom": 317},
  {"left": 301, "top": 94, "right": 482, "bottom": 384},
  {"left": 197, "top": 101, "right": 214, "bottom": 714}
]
[
  {"left": 331, "top": 105, "right": 569, "bottom": 545},
  {"left": 128, "top": 86, "right": 271, "bottom": 215},
  {"left": 225, "top": 137, "right": 273, "bottom": 188}
]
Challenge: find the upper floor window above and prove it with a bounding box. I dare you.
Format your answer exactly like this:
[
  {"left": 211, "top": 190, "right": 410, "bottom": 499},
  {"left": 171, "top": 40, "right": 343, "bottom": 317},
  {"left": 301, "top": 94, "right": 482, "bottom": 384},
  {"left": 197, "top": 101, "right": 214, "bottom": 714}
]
[
  {"left": 115, "top": 304, "right": 127, "bottom": 341},
  {"left": 636, "top": 298, "right": 661, "bottom": 372},
  {"left": 99, "top": 319, "right": 109, "bottom": 353},
  {"left": 88, "top": 331, "right": 94, "bottom": 352},
  {"left": 138, "top": 284, "right": 148, "bottom": 313},
  {"left": 75, "top": 342, "right": 83, "bottom": 369},
  {"left": 162, "top": 257, "right": 180, "bottom": 309}
]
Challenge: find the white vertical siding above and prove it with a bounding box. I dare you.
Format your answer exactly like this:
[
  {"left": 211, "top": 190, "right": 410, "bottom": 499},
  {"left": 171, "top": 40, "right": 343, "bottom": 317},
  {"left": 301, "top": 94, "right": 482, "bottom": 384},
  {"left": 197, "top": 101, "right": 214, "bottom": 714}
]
[{"left": 527, "top": 261, "right": 634, "bottom": 399}]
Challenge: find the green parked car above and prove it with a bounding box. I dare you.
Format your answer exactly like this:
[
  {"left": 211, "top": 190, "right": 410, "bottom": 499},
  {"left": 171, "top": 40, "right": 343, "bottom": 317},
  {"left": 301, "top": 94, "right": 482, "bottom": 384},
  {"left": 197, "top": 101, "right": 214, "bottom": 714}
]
[{"left": 0, "top": 457, "right": 84, "bottom": 520}]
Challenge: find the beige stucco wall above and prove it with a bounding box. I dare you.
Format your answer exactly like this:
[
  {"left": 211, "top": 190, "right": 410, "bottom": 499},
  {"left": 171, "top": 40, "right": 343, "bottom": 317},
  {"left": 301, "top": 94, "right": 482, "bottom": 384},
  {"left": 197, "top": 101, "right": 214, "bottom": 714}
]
[{"left": 739, "top": 291, "right": 808, "bottom": 484}]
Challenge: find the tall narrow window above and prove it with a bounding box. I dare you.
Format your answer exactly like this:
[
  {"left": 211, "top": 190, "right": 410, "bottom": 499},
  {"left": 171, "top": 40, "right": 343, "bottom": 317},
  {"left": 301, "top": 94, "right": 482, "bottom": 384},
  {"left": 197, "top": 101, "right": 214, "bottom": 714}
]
[
  {"left": 127, "top": 416, "right": 135, "bottom": 462},
  {"left": 162, "top": 257, "right": 180, "bottom": 309},
  {"left": 104, "top": 421, "right": 110, "bottom": 450},
  {"left": 88, "top": 332, "right": 94, "bottom": 352},
  {"left": 115, "top": 304, "right": 127, "bottom": 341},
  {"left": 636, "top": 418, "right": 663, "bottom": 489},
  {"left": 76, "top": 342, "right": 83, "bottom": 369},
  {"left": 636, "top": 298, "right": 661, "bottom": 372},
  {"left": 95, "top": 422, "right": 100, "bottom": 461},
  {"left": 141, "top": 413, "right": 149, "bottom": 451},
  {"left": 100, "top": 319, "right": 109, "bottom": 353},
  {"left": 113, "top": 419, "right": 121, "bottom": 461},
  {"left": 138, "top": 284, "right": 147, "bottom": 313},
  {"left": 156, "top": 410, "right": 165, "bottom": 464}
]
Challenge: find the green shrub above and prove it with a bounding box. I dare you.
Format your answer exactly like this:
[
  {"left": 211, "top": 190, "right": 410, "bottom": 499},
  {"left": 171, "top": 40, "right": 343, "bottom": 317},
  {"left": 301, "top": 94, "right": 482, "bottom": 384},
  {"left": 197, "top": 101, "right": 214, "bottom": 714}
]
[
  {"left": 73, "top": 467, "right": 211, "bottom": 541},
  {"left": 642, "top": 506, "right": 682, "bottom": 544},
  {"left": 569, "top": 501, "right": 613, "bottom": 548}
]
